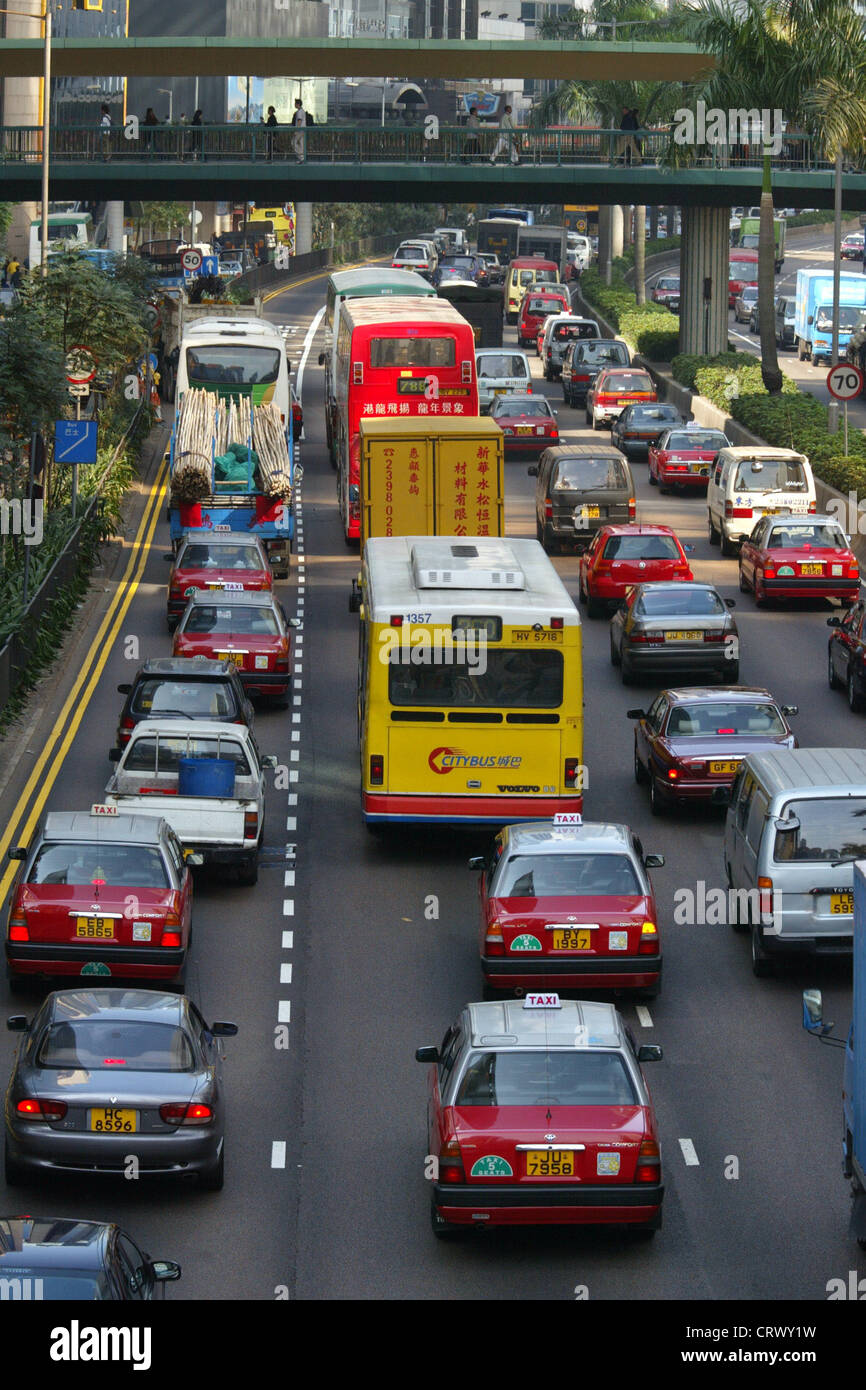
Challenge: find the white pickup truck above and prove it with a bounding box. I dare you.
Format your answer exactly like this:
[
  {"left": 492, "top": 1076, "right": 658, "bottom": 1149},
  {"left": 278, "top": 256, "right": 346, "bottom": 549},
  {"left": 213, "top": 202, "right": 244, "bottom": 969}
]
[{"left": 105, "top": 720, "right": 276, "bottom": 886}]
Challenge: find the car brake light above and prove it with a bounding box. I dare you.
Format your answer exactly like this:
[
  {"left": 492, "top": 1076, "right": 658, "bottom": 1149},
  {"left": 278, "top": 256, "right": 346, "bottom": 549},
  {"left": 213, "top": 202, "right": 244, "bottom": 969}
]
[
  {"left": 635, "top": 1139, "right": 661, "bottom": 1182},
  {"left": 639, "top": 920, "right": 659, "bottom": 954},
  {"left": 292, "top": 402, "right": 303, "bottom": 427},
  {"left": 485, "top": 920, "right": 504, "bottom": 954},
  {"left": 121, "top": 716, "right": 135, "bottom": 729},
  {"left": 564, "top": 758, "right": 581, "bottom": 787},
  {"left": 17, "top": 1098, "right": 67, "bottom": 1120},
  {"left": 763, "top": 566, "right": 776, "bottom": 579},
  {"left": 847, "top": 563, "right": 860, "bottom": 578},
  {"left": 758, "top": 876, "right": 773, "bottom": 918},
  {"left": 594, "top": 560, "right": 611, "bottom": 575},
  {"left": 575, "top": 373, "right": 591, "bottom": 382},
  {"left": 243, "top": 811, "right": 258, "bottom": 839},
  {"left": 159, "top": 1102, "right": 214, "bottom": 1126},
  {"left": 631, "top": 631, "right": 663, "bottom": 644},
  {"left": 674, "top": 563, "right": 690, "bottom": 575},
  {"left": 352, "top": 362, "right": 363, "bottom": 385},
  {"left": 8, "top": 913, "right": 28, "bottom": 941},
  {"left": 667, "top": 768, "right": 679, "bottom": 780},
  {"left": 544, "top": 500, "right": 552, "bottom": 519},
  {"left": 438, "top": 1137, "right": 466, "bottom": 1184},
  {"left": 808, "top": 501, "right": 817, "bottom": 513},
  {"left": 162, "top": 910, "right": 182, "bottom": 948},
  {"left": 370, "top": 755, "right": 384, "bottom": 786},
  {"left": 703, "top": 631, "right": 726, "bottom": 642},
  {"left": 628, "top": 497, "right": 636, "bottom": 520},
  {"left": 461, "top": 361, "right": 473, "bottom": 383}
]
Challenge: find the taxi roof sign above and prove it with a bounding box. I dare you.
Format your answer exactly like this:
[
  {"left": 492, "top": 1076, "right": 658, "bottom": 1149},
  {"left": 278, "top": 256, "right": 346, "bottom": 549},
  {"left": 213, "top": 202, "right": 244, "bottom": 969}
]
[
  {"left": 553, "top": 813, "right": 582, "bottom": 826},
  {"left": 523, "top": 992, "right": 561, "bottom": 1009},
  {"left": 91, "top": 804, "right": 118, "bottom": 817}
]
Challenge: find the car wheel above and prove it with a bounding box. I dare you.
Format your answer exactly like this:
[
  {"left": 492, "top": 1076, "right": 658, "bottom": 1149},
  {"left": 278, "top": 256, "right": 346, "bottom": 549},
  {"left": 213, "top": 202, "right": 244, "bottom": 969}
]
[
  {"left": 648, "top": 467, "right": 658, "bottom": 486},
  {"left": 726, "top": 661, "right": 740, "bottom": 682},
  {"left": 481, "top": 981, "right": 504, "bottom": 1001},
  {"left": 828, "top": 649, "right": 841, "bottom": 690},
  {"left": 431, "top": 1201, "right": 463, "bottom": 1240},
  {"left": 708, "top": 513, "right": 720, "bottom": 546},
  {"left": 729, "top": 883, "right": 749, "bottom": 932},
  {"left": 585, "top": 409, "right": 593, "bottom": 426},
  {"left": 536, "top": 518, "right": 544, "bottom": 544},
  {"left": 236, "top": 853, "right": 259, "bottom": 887},
  {"left": 578, "top": 575, "right": 587, "bottom": 606},
  {"left": 639, "top": 971, "right": 661, "bottom": 1000},
  {"left": 198, "top": 1149, "right": 225, "bottom": 1192},
  {"left": 543, "top": 525, "right": 557, "bottom": 555},
  {"left": 620, "top": 654, "right": 635, "bottom": 685},
  {"left": 658, "top": 483, "right": 671, "bottom": 495},
  {"left": 3, "top": 1140, "right": 26, "bottom": 1188},
  {"left": 610, "top": 632, "right": 621, "bottom": 666},
  {"left": 649, "top": 777, "right": 665, "bottom": 815},
  {"left": 634, "top": 744, "right": 649, "bottom": 785},
  {"left": 720, "top": 529, "right": 737, "bottom": 558},
  {"left": 848, "top": 667, "right": 865, "bottom": 712},
  {"left": 586, "top": 595, "right": 606, "bottom": 620},
  {"left": 797, "top": 338, "right": 805, "bottom": 360},
  {"left": 751, "top": 921, "right": 772, "bottom": 977}
]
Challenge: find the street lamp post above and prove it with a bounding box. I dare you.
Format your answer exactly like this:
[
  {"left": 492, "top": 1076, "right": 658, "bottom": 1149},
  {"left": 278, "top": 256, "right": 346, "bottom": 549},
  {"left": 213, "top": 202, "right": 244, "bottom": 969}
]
[{"left": 1, "top": 5, "right": 51, "bottom": 277}]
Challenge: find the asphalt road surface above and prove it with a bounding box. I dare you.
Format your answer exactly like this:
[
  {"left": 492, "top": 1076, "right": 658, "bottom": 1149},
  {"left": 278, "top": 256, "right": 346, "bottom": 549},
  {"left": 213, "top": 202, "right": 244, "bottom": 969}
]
[{"left": 1, "top": 253, "right": 863, "bottom": 1302}]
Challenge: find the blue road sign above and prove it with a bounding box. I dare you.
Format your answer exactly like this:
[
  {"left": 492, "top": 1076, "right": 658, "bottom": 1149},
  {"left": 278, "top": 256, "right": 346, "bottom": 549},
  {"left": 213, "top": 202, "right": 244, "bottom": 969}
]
[
  {"left": 201, "top": 255, "right": 218, "bottom": 276},
  {"left": 55, "top": 420, "right": 98, "bottom": 465}
]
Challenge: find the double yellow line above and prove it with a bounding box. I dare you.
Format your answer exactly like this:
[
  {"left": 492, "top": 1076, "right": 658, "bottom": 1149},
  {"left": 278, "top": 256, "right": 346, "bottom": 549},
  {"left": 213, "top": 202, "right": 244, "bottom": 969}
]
[{"left": 0, "top": 454, "right": 169, "bottom": 906}]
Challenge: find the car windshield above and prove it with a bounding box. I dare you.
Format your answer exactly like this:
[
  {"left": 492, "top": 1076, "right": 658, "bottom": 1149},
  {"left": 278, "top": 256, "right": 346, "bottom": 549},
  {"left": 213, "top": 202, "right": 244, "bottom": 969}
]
[
  {"left": 178, "top": 544, "right": 264, "bottom": 570},
  {"left": 131, "top": 678, "right": 237, "bottom": 718},
  {"left": 388, "top": 650, "right": 563, "bottom": 708},
  {"left": 741, "top": 287, "right": 758, "bottom": 300},
  {"left": 764, "top": 522, "right": 847, "bottom": 548},
  {"left": 182, "top": 604, "right": 280, "bottom": 635},
  {"left": 657, "top": 278, "right": 679, "bottom": 291},
  {"left": 774, "top": 797, "right": 866, "bottom": 863},
  {"left": 815, "top": 306, "right": 861, "bottom": 330},
  {"left": 604, "top": 534, "right": 680, "bottom": 561},
  {"left": 666, "top": 701, "right": 785, "bottom": 736},
  {"left": 37, "top": 1020, "right": 196, "bottom": 1072},
  {"left": 603, "top": 374, "right": 652, "bottom": 393},
  {"left": 729, "top": 261, "right": 757, "bottom": 280},
  {"left": 185, "top": 345, "right": 280, "bottom": 388},
  {"left": 665, "top": 431, "right": 726, "bottom": 450},
  {"left": 553, "top": 457, "right": 629, "bottom": 490},
  {"left": 494, "top": 398, "right": 551, "bottom": 418},
  {"left": 0, "top": 1270, "right": 111, "bottom": 1299},
  {"left": 496, "top": 851, "right": 641, "bottom": 896},
  {"left": 28, "top": 843, "right": 169, "bottom": 889},
  {"left": 733, "top": 458, "right": 807, "bottom": 491},
  {"left": 577, "top": 342, "right": 628, "bottom": 365},
  {"left": 634, "top": 587, "right": 724, "bottom": 617},
  {"left": 455, "top": 1050, "right": 639, "bottom": 1107},
  {"left": 477, "top": 355, "right": 528, "bottom": 379}
]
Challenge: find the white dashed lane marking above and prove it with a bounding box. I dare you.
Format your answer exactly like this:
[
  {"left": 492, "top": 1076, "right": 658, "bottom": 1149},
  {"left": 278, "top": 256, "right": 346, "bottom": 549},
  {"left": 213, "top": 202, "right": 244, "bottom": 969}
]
[{"left": 679, "top": 1139, "right": 700, "bottom": 1166}]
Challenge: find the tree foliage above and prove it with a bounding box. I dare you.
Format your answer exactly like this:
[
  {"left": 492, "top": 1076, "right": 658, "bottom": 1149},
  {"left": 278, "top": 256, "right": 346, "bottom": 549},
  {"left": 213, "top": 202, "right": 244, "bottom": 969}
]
[{"left": 17, "top": 253, "right": 152, "bottom": 378}]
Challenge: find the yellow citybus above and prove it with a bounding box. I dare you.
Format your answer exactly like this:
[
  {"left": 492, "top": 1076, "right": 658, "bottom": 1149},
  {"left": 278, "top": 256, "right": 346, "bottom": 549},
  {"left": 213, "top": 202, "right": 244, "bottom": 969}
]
[{"left": 354, "top": 535, "right": 584, "bottom": 826}]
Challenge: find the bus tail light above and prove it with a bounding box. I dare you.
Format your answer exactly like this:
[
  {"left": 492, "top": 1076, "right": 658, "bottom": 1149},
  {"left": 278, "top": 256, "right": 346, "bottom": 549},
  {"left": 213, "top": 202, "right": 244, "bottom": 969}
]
[
  {"left": 551, "top": 616, "right": 563, "bottom": 629},
  {"left": 390, "top": 615, "right": 403, "bottom": 627},
  {"left": 352, "top": 362, "right": 363, "bottom": 385},
  {"left": 639, "top": 921, "right": 659, "bottom": 954},
  {"left": 635, "top": 1139, "right": 661, "bottom": 1182},
  {"left": 461, "top": 360, "right": 473, "bottom": 383},
  {"left": 438, "top": 1138, "right": 466, "bottom": 1184},
  {"left": 564, "top": 758, "right": 581, "bottom": 788},
  {"left": 243, "top": 812, "right": 258, "bottom": 840},
  {"left": 370, "top": 755, "right": 384, "bottom": 786},
  {"left": 485, "top": 920, "right": 504, "bottom": 954}
]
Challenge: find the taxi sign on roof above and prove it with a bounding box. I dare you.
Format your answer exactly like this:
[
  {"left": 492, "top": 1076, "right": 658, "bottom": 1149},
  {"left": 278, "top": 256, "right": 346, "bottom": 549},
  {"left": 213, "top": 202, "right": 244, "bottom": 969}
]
[
  {"left": 553, "top": 812, "right": 582, "bottom": 826},
  {"left": 685, "top": 421, "right": 705, "bottom": 429},
  {"left": 523, "top": 992, "right": 561, "bottom": 1009},
  {"left": 91, "top": 804, "right": 118, "bottom": 817}
]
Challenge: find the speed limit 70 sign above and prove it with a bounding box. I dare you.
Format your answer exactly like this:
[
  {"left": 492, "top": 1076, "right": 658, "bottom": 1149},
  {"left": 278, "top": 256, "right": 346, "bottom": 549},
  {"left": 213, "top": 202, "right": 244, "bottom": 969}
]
[{"left": 827, "top": 363, "right": 864, "bottom": 400}]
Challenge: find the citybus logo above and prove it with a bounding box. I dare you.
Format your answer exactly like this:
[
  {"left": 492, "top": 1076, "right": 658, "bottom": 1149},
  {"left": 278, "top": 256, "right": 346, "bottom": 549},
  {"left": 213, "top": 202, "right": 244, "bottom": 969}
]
[
  {"left": 428, "top": 747, "right": 523, "bottom": 775},
  {"left": 429, "top": 746, "right": 468, "bottom": 774}
]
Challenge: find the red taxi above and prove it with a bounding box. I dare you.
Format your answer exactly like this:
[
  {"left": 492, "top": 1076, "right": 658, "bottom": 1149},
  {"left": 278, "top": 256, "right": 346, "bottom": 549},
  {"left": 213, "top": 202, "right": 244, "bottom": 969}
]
[
  {"left": 472, "top": 817, "right": 663, "bottom": 996},
  {"left": 738, "top": 513, "right": 861, "bottom": 606},
  {"left": 166, "top": 532, "right": 273, "bottom": 630},
  {"left": 578, "top": 523, "right": 694, "bottom": 618},
  {"left": 416, "top": 994, "right": 664, "bottom": 1236},
  {"left": 586, "top": 368, "right": 656, "bottom": 429},
  {"left": 648, "top": 424, "right": 730, "bottom": 492},
  {"left": 5, "top": 810, "right": 195, "bottom": 987},
  {"left": 489, "top": 393, "right": 559, "bottom": 454},
  {"left": 629, "top": 687, "right": 798, "bottom": 814},
  {"left": 517, "top": 290, "right": 570, "bottom": 348},
  {"left": 172, "top": 589, "right": 293, "bottom": 703}
]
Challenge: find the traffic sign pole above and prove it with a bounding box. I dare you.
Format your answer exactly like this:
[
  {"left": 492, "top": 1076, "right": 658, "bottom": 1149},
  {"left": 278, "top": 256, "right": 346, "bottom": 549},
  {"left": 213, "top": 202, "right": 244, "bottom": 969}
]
[{"left": 826, "top": 364, "right": 864, "bottom": 456}]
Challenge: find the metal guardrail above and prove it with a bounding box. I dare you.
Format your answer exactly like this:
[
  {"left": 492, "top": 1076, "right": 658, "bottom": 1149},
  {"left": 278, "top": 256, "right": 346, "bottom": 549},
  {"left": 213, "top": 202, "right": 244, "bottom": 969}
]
[{"left": 0, "top": 123, "right": 837, "bottom": 172}]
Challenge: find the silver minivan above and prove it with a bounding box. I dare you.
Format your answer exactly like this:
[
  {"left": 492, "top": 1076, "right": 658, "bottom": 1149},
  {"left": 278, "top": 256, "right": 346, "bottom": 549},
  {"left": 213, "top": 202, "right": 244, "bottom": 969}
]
[{"left": 723, "top": 747, "right": 866, "bottom": 976}]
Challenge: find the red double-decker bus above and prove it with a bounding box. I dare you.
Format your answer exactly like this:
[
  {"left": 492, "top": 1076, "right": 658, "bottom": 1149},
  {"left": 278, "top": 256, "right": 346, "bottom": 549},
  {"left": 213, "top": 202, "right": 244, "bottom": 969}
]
[{"left": 334, "top": 296, "right": 479, "bottom": 541}]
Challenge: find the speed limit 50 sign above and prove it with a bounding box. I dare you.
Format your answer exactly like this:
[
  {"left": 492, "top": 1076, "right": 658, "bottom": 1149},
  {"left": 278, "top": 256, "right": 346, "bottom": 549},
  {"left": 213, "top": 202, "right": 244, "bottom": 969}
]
[
  {"left": 827, "top": 363, "right": 864, "bottom": 400},
  {"left": 180, "top": 248, "right": 202, "bottom": 273}
]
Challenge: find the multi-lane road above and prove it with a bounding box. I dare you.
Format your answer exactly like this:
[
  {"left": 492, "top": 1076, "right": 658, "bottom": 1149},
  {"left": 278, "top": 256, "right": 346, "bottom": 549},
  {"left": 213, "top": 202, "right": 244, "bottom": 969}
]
[{"left": 1, "top": 246, "right": 864, "bottom": 1303}]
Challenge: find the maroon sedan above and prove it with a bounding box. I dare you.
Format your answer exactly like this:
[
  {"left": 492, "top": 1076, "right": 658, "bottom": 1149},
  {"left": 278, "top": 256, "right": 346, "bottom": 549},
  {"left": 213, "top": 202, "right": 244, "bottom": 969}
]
[
  {"left": 489, "top": 393, "right": 559, "bottom": 454},
  {"left": 628, "top": 686, "right": 798, "bottom": 815},
  {"left": 738, "top": 514, "right": 860, "bottom": 607}
]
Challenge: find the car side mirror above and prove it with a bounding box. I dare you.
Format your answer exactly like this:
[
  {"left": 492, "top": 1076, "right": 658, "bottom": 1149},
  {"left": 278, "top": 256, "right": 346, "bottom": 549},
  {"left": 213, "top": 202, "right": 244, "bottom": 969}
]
[
  {"left": 781, "top": 704, "right": 799, "bottom": 716},
  {"left": 637, "top": 1045, "right": 663, "bottom": 1062},
  {"left": 117, "top": 683, "right": 132, "bottom": 695},
  {"left": 288, "top": 617, "right": 302, "bottom": 628},
  {"left": 6, "top": 1016, "right": 28, "bottom": 1031},
  {"left": 151, "top": 1261, "right": 182, "bottom": 1283},
  {"left": 807, "top": 314, "right": 814, "bottom": 325},
  {"left": 644, "top": 853, "right": 665, "bottom": 868},
  {"left": 725, "top": 598, "right": 736, "bottom": 608},
  {"left": 684, "top": 544, "right": 695, "bottom": 554},
  {"left": 712, "top": 786, "right": 732, "bottom": 806},
  {"left": 185, "top": 852, "right": 204, "bottom": 866},
  {"left": 210, "top": 1021, "right": 238, "bottom": 1037},
  {"left": 626, "top": 708, "right": 646, "bottom": 720},
  {"left": 468, "top": 856, "right": 484, "bottom": 870},
  {"left": 108, "top": 748, "right": 121, "bottom": 762},
  {"left": 527, "top": 466, "right": 538, "bottom": 476},
  {"left": 163, "top": 553, "right": 174, "bottom": 561},
  {"left": 827, "top": 616, "right": 841, "bottom": 627},
  {"left": 262, "top": 754, "right": 278, "bottom": 769},
  {"left": 415, "top": 1045, "right": 440, "bottom": 1063},
  {"left": 7, "top": 847, "right": 27, "bottom": 860}
]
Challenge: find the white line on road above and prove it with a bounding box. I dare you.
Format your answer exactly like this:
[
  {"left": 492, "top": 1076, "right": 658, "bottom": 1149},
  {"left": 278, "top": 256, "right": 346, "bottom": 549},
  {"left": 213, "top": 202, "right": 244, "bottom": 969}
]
[
  {"left": 290, "top": 750, "right": 300, "bottom": 762},
  {"left": 635, "top": 1005, "right": 653, "bottom": 1028},
  {"left": 679, "top": 1138, "right": 700, "bottom": 1166},
  {"left": 295, "top": 305, "right": 326, "bottom": 404},
  {"left": 283, "top": 900, "right": 294, "bottom": 916},
  {"left": 280, "top": 962, "right": 293, "bottom": 984},
  {"left": 288, "top": 793, "right": 297, "bottom": 805},
  {"left": 284, "top": 869, "right": 295, "bottom": 886},
  {"left": 278, "top": 1001, "right": 291, "bottom": 1023},
  {"left": 291, "top": 730, "right": 300, "bottom": 741},
  {"left": 271, "top": 1141, "right": 287, "bottom": 1168},
  {"left": 282, "top": 930, "right": 294, "bottom": 949},
  {"left": 286, "top": 816, "right": 297, "bottom": 831}
]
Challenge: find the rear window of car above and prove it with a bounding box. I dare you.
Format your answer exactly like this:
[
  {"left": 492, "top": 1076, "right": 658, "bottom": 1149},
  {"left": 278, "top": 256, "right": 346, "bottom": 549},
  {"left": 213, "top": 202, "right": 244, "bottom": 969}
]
[
  {"left": 733, "top": 458, "right": 807, "bottom": 491},
  {"left": 37, "top": 1021, "right": 196, "bottom": 1072},
  {"left": 603, "top": 534, "right": 680, "bottom": 561},
  {"left": 666, "top": 701, "right": 785, "bottom": 736},
  {"left": 477, "top": 354, "right": 528, "bottom": 379},
  {"left": 131, "top": 678, "right": 239, "bottom": 719},
  {"left": 603, "top": 374, "right": 652, "bottom": 392},
  {"left": 178, "top": 543, "right": 265, "bottom": 571},
  {"left": 182, "top": 604, "right": 281, "bottom": 636},
  {"left": 554, "top": 322, "right": 593, "bottom": 341},
  {"left": 578, "top": 342, "right": 628, "bottom": 365},
  {"left": 634, "top": 587, "right": 724, "bottom": 618},
  {"left": 495, "top": 398, "right": 552, "bottom": 418},
  {"left": 774, "top": 797, "right": 866, "bottom": 863},
  {"left": 455, "top": 1050, "right": 638, "bottom": 1107},
  {"left": 28, "top": 843, "right": 169, "bottom": 889},
  {"left": 553, "top": 457, "right": 629, "bottom": 490},
  {"left": 665, "top": 431, "right": 726, "bottom": 450},
  {"left": 527, "top": 297, "right": 564, "bottom": 314},
  {"left": 124, "top": 734, "right": 252, "bottom": 777},
  {"left": 398, "top": 245, "right": 424, "bottom": 259},
  {"left": 765, "top": 522, "right": 847, "bottom": 548},
  {"left": 495, "top": 851, "right": 641, "bottom": 896},
  {"left": 627, "top": 405, "right": 678, "bottom": 423}
]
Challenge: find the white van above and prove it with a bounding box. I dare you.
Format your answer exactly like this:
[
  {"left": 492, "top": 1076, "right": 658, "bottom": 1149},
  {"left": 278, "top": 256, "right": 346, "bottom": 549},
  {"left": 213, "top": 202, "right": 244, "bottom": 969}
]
[
  {"left": 435, "top": 227, "right": 468, "bottom": 255},
  {"left": 707, "top": 446, "right": 815, "bottom": 555},
  {"left": 28, "top": 211, "right": 92, "bottom": 267},
  {"left": 566, "top": 233, "right": 591, "bottom": 271},
  {"left": 723, "top": 747, "right": 866, "bottom": 976}
]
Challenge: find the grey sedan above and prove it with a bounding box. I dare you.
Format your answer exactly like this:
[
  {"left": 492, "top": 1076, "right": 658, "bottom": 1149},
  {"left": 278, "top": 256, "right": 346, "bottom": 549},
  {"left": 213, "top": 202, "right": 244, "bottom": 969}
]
[
  {"left": 610, "top": 581, "right": 739, "bottom": 685},
  {"left": 4, "top": 988, "right": 237, "bottom": 1190}
]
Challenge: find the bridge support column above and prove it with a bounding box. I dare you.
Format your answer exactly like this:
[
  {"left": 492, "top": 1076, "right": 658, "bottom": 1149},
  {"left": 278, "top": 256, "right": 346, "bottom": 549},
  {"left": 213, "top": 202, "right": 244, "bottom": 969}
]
[
  {"left": 295, "top": 202, "right": 312, "bottom": 255},
  {"left": 106, "top": 201, "right": 124, "bottom": 253},
  {"left": 679, "top": 204, "right": 729, "bottom": 356},
  {"left": 598, "top": 205, "right": 624, "bottom": 283}
]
